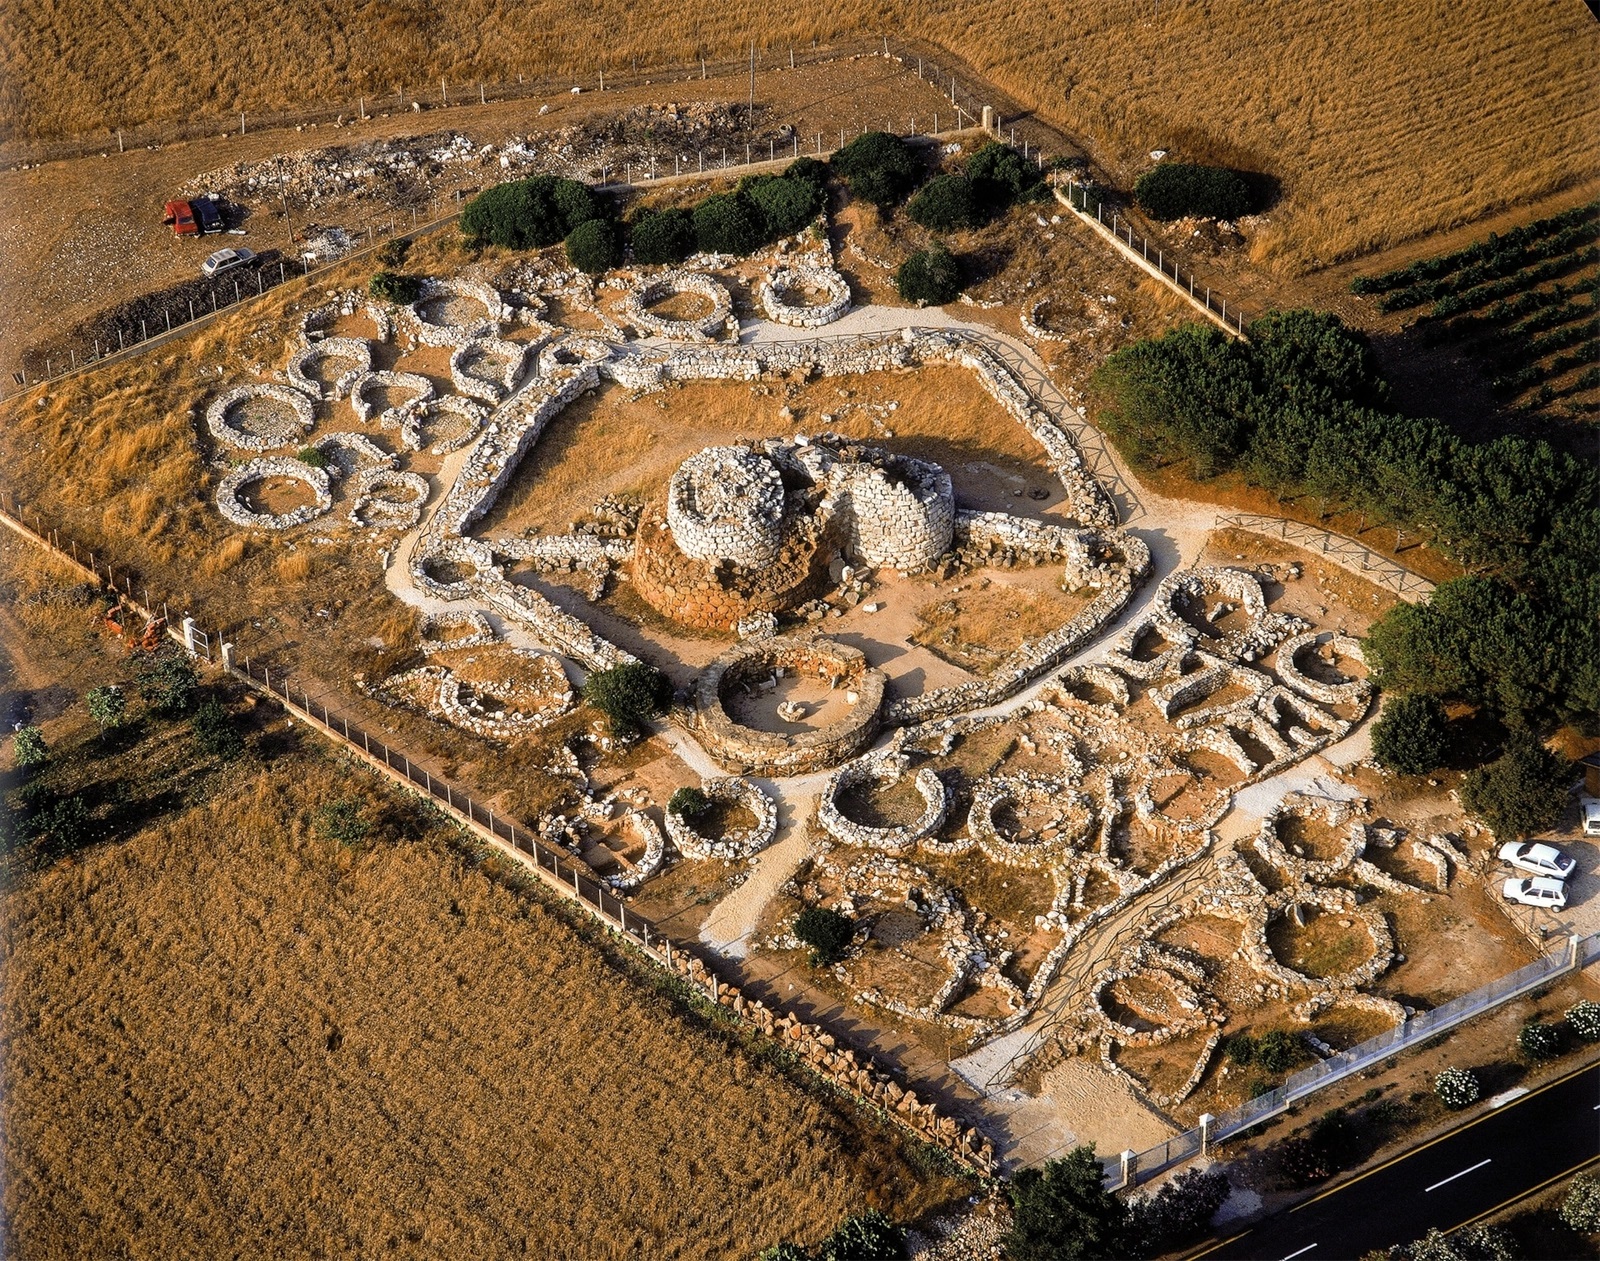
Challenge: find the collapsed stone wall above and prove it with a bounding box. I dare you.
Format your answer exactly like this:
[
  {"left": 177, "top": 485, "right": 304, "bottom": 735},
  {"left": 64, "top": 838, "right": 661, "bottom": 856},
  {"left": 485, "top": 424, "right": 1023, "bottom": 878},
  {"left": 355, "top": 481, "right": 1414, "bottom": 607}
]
[
  {"left": 619, "top": 270, "right": 734, "bottom": 341},
  {"left": 206, "top": 383, "right": 316, "bottom": 451},
  {"left": 1275, "top": 631, "right": 1370, "bottom": 707},
  {"left": 817, "top": 756, "right": 948, "bottom": 851},
  {"left": 664, "top": 777, "right": 777, "bottom": 860},
  {"left": 759, "top": 263, "right": 852, "bottom": 328},
  {"left": 216, "top": 458, "right": 332, "bottom": 529},
  {"left": 693, "top": 636, "right": 885, "bottom": 776},
  {"left": 287, "top": 336, "right": 373, "bottom": 400}
]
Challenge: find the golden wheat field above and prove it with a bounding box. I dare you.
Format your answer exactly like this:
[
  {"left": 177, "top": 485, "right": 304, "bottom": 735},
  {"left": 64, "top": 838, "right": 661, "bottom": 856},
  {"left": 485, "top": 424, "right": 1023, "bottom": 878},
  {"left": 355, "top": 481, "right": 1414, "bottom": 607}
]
[
  {"left": 0, "top": 544, "right": 962, "bottom": 1258},
  {"left": 2, "top": 0, "right": 1595, "bottom": 270}
]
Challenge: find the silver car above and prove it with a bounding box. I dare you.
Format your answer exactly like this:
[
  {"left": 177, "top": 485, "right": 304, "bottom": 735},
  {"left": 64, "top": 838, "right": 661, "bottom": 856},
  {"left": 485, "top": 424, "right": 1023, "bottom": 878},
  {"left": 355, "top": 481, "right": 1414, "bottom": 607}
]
[
  {"left": 1502, "top": 876, "right": 1568, "bottom": 909},
  {"left": 1498, "top": 840, "right": 1577, "bottom": 879},
  {"left": 201, "top": 246, "right": 256, "bottom": 278}
]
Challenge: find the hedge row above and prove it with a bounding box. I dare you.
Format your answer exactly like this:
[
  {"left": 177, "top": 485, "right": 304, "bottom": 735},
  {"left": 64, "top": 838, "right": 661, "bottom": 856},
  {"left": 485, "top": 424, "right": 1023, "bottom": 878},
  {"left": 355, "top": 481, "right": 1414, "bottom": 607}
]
[
  {"left": 1351, "top": 200, "right": 1599, "bottom": 295},
  {"left": 1090, "top": 310, "right": 1600, "bottom": 732}
]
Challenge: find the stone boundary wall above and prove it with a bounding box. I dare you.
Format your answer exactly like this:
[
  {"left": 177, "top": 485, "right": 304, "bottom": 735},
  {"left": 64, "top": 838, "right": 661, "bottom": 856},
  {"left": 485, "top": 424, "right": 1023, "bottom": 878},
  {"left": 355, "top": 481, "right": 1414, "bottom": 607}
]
[
  {"left": 1275, "top": 632, "right": 1370, "bottom": 706},
  {"left": 818, "top": 758, "right": 948, "bottom": 850},
  {"left": 287, "top": 336, "right": 373, "bottom": 400},
  {"left": 216, "top": 457, "right": 332, "bottom": 529},
  {"left": 759, "top": 264, "right": 852, "bottom": 327},
  {"left": 664, "top": 777, "right": 778, "bottom": 860},
  {"left": 205, "top": 383, "right": 316, "bottom": 451},
  {"left": 693, "top": 636, "right": 885, "bottom": 776},
  {"left": 619, "top": 270, "right": 734, "bottom": 340}
]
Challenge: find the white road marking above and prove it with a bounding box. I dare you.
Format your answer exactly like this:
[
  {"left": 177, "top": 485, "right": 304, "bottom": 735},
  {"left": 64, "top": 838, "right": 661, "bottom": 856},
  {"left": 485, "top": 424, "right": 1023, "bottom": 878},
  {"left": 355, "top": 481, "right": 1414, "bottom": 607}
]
[
  {"left": 1425, "top": 1158, "right": 1492, "bottom": 1192},
  {"left": 1281, "top": 1246, "right": 1319, "bottom": 1260}
]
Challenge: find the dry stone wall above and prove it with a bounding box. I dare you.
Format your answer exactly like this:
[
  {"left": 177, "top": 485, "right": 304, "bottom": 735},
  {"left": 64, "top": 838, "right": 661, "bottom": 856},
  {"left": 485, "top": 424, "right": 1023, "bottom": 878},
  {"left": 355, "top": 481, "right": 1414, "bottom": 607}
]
[{"left": 216, "top": 457, "right": 332, "bottom": 529}]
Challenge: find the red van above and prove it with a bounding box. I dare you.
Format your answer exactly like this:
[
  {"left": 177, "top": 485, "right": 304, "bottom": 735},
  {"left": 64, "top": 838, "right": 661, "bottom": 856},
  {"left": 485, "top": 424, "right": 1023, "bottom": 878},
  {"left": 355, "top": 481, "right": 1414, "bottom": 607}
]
[{"left": 162, "top": 200, "right": 199, "bottom": 236}]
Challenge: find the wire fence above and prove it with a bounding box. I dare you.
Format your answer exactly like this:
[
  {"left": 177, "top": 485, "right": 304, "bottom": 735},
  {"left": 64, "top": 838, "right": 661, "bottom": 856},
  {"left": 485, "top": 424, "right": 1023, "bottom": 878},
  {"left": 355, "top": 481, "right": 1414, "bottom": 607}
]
[
  {"left": 1215, "top": 512, "right": 1438, "bottom": 601},
  {"left": 1108, "top": 931, "right": 1597, "bottom": 1188}
]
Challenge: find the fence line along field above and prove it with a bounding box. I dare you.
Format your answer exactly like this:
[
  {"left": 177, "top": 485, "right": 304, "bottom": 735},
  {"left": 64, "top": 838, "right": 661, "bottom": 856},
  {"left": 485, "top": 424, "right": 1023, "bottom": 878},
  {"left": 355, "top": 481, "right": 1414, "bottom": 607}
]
[
  {"left": 2, "top": 0, "right": 1595, "bottom": 275},
  {"left": 0, "top": 542, "right": 965, "bottom": 1259}
]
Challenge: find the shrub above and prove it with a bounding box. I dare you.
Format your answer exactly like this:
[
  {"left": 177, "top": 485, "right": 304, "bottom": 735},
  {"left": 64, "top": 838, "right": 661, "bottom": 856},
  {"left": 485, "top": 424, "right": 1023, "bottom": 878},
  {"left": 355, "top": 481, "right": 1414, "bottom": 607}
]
[
  {"left": 369, "top": 270, "right": 422, "bottom": 304},
  {"left": 565, "top": 218, "right": 620, "bottom": 274},
  {"left": 582, "top": 662, "right": 672, "bottom": 739},
  {"left": 758, "top": 1246, "right": 811, "bottom": 1261},
  {"left": 28, "top": 794, "right": 90, "bottom": 852},
  {"left": 1005, "top": 1146, "right": 1132, "bottom": 1261},
  {"left": 297, "top": 445, "right": 329, "bottom": 469},
  {"left": 1518, "top": 1019, "right": 1563, "bottom": 1060},
  {"left": 318, "top": 798, "right": 370, "bottom": 846},
  {"left": 1406, "top": 1225, "right": 1519, "bottom": 1261},
  {"left": 907, "top": 174, "right": 982, "bottom": 231},
  {"left": 1561, "top": 1173, "right": 1600, "bottom": 1234},
  {"left": 1223, "top": 1032, "right": 1259, "bottom": 1065},
  {"left": 783, "top": 156, "right": 829, "bottom": 192},
  {"left": 830, "top": 131, "right": 923, "bottom": 208},
  {"left": 1461, "top": 734, "right": 1572, "bottom": 838},
  {"left": 1254, "top": 1029, "right": 1301, "bottom": 1072},
  {"left": 966, "top": 141, "right": 1045, "bottom": 209},
  {"left": 743, "top": 173, "right": 824, "bottom": 239},
  {"left": 1129, "top": 1166, "right": 1231, "bottom": 1251},
  {"left": 1433, "top": 1066, "right": 1480, "bottom": 1109},
  {"left": 628, "top": 207, "right": 695, "bottom": 265},
  {"left": 1567, "top": 999, "right": 1600, "bottom": 1042},
  {"left": 11, "top": 725, "right": 46, "bottom": 768},
  {"left": 460, "top": 175, "right": 605, "bottom": 249},
  {"left": 192, "top": 698, "right": 244, "bottom": 761},
  {"left": 692, "top": 192, "right": 766, "bottom": 256},
  {"left": 135, "top": 647, "right": 198, "bottom": 717},
  {"left": 1134, "top": 163, "right": 1254, "bottom": 220},
  {"left": 793, "top": 907, "right": 854, "bottom": 965},
  {"left": 817, "top": 1210, "right": 904, "bottom": 1261},
  {"left": 86, "top": 685, "right": 127, "bottom": 730},
  {"left": 668, "top": 786, "right": 710, "bottom": 818},
  {"left": 1372, "top": 693, "right": 1450, "bottom": 774},
  {"left": 375, "top": 237, "right": 411, "bottom": 268},
  {"left": 896, "top": 240, "right": 963, "bottom": 305}
]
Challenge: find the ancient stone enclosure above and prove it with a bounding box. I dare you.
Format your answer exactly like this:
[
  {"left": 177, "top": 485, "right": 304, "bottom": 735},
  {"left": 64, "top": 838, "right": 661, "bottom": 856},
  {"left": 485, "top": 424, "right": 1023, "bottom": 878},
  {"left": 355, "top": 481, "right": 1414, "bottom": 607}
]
[{"left": 193, "top": 213, "right": 1407, "bottom": 1130}]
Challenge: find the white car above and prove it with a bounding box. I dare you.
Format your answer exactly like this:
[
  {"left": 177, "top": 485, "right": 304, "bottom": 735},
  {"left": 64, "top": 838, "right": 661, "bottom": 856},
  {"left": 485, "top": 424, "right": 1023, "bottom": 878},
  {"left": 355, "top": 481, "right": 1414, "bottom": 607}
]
[
  {"left": 1584, "top": 800, "right": 1600, "bottom": 837},
  {"left": 1502, "top": 876, "right": 1568, "bottom": 910},
  {"left": 201, "top": 246, "right": 256, "bottom": 278},
  {"left": 1498, "top": 840, "right": 1577, "bottom": 879}
]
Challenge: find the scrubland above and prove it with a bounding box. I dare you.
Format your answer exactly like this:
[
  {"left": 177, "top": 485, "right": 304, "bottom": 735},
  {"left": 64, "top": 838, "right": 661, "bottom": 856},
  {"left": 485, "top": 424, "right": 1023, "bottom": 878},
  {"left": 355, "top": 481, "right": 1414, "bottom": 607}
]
[
  {"left": 2, "top": 0, "right": 1595, "bottom": 272},
  {"left": 0, "top": 540, "right": 963, "bottom": 1260}
]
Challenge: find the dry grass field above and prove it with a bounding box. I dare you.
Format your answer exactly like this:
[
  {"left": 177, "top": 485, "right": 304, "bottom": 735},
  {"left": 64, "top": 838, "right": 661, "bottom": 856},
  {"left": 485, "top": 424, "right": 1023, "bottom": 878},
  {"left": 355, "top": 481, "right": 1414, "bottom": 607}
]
[
  {"left": 0, "top": 542, "right": 965, "bottom": 1260},
  {"left": 2, "top": 1, "right": 1594, "bottom": 273}
]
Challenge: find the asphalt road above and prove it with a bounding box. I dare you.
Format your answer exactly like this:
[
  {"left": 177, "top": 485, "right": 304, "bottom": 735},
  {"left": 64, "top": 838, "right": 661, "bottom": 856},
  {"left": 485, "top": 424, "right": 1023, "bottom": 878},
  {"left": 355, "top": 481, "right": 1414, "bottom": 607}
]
[{"left": 1196, "top": 1061, "right": 1600, "bottom": 1260}]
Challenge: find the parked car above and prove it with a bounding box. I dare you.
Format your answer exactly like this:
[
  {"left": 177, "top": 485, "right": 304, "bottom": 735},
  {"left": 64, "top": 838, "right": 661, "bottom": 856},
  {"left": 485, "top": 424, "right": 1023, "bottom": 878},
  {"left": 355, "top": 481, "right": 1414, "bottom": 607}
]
[
  {"left": 201, "top": 247, "right": 256, "bottom": 277},
  {"left": 1502, "top": 876, "right": 1568, "bottom": 910},
  {"left": 162, "top": 200, "right": 198, "bottom": 236},
  {"left": 1584, "top": 800, "right": 1600, "bottom": 837},
  {"left": 1498, "top": 840, "right": 1577, "bottom": 879},
  {"left": 191, "top": 196, "right": 223, "bottom": 234}
]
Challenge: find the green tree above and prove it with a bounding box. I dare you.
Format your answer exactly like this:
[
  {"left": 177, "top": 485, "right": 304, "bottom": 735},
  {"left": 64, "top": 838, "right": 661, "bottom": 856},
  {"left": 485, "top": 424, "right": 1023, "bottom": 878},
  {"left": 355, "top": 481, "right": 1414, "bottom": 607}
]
[
  {"left": 1372, "top": 694, "right": 1449, "bottom": 775},
  {"left": 1128, "top": 1167, "right": 1230, "bottom": 1252},
  {"left": 966, "top": 141, "right": 1045, "bottom": 213},
  {"left": 1518, "top": 1019, "right": 1563, "bottom": 1061},
  {"left": 1433, "top": 1066, "right": 1480, "bottom": 1109},
  {"left": 1561, "top": 1174, "right": 1600, "bottom": 1234},
  {"left": 1461, "top": 734, "right": 1571, "bottom": 839},
  {"left": 318, "top": 798, "right": 370, "bottom": 846},
  {"left": 692, "top": 193, "right": 765, "bottom": 256},
  {"left": 11, "top": 724, "right": 46, "bottom": 769},
  {"left": 817, "top": 1210, "right": 904, "bottom": 1261},
  {"left": 565, "top": 218, "right": 620, "bottom": 274},
  {"left": 86, "top": 685, "right": 127, "bottom": 730},
  {"left": 907, "top": 174, "right": 982, "bottom": 231},
  {"left": 192, "top": 698, "right": 244, "bottom": 760},
  {"left": 793, "top": 906, "right": 854, "bottom": 965},
  {"left": 1134, "top": 163, "right": 1253, "bottom": 220},
  {"left": 135, "top": 647, "right": 198, "bottom": 717},
  {"left": 782, "top": 156, "right": 829, "bottom": 192},
  {"left": 896, "top": 240, "right": 963, "bottom": 304},
  {"left": 629, "top": 207, "right": 696, "bottom": 265},
  {"left": 830, "top": 131, "right": 923, "bottom": 208},
  {"left": 461, "top": 176, "right": 605, "bottom": 249},
  {"left": 1567, "top": 1000, "right": 1600, "bottom": 1042},
  {"left": 668, "top": 786, "right": 710, "bottom": 817},
  {"left": 1005, "top": 1146, "right": 1132, "bottom": 1261},
  {"left": 369, "top": 271, "right": 422, "bottom": 303},
  {"left": 582, "top": 662, "right": 673, "bottom": 739},
  {"left": 743, "top": 173, "right": 824, "bottom": 239}
]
